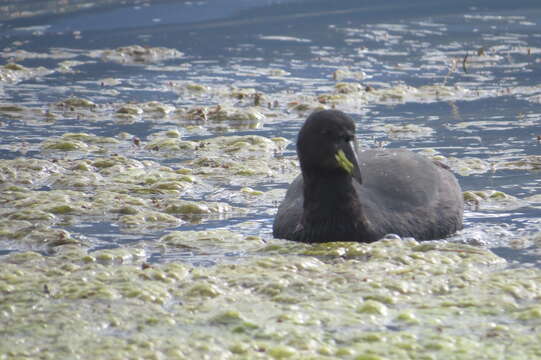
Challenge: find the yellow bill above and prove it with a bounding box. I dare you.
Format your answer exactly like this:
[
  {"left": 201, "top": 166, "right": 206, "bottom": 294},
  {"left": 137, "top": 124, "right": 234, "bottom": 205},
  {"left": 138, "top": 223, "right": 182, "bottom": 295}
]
[{"left": 335, "top": 149, "right": 355, "bottom": 174}]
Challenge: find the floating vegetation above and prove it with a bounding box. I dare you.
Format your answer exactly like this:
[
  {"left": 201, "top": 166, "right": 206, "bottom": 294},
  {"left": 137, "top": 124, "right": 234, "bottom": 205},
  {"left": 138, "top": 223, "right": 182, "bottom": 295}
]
[
  {"left": 0, "top": 63, "right": 52, "bottom": 83},
  {"left": 55, "top": 97, "right": 97, "bottom": 109},
  {"left": 499, "top": 156, "right": 541, "bottom": 171},
  {"left": 1, "top": 3, "right": 541, "bottom": 359},
  {"left": 332, "top": 69, "right": 368, "bottom": 81},
  {"left": 91, "top": 45, "right": 184, "bottom": 64},
  {"left": 463, "top": 189, "right": 524, "bottom": 211},
  {"left": 441, "top": 156, "right": 493, "bottom": 176},
  {"left": 5, "top": 238, "right": 541, "bottom": 359},
  {"left": 372, "top": 123, "right": 435, "bottom": 139}
]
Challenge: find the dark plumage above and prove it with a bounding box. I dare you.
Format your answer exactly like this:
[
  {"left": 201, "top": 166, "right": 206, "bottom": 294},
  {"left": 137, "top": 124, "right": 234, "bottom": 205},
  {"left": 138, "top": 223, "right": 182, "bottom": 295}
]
[{"left": 273, "top": 110, "right": 463, "bottom": 243}]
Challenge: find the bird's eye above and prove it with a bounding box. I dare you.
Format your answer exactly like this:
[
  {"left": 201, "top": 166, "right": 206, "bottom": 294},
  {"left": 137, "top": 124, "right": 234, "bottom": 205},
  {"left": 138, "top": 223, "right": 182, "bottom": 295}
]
[{"left": 342, "top": 134, "right": 353, "bottom": 142}]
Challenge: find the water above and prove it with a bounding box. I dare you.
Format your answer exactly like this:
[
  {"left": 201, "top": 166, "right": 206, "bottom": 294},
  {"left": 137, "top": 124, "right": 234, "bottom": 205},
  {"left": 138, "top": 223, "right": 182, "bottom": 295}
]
[
  {"left": 1, "top": 0, "right": 541, "bottom": 266},
  {"left": 3, "top": 2, "right": 541, "bottom": 359}
]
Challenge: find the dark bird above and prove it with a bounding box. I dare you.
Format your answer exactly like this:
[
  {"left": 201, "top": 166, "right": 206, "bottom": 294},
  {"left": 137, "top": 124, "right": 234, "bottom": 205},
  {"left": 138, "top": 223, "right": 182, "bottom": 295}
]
[{"left": 273, "top": 110, "right": 463, "bottom": 243}]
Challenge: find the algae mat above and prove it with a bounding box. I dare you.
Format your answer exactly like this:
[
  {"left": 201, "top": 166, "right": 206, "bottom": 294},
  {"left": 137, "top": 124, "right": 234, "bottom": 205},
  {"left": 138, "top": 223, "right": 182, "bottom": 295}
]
[{"left": 2, "top": 238, "right": 541, "bottom": 359}]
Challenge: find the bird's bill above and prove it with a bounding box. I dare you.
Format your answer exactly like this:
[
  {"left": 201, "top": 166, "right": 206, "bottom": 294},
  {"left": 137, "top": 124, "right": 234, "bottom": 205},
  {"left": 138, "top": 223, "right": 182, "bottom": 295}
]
[{"left": 335, "top": 141, "right": 362, "bottom": 184}]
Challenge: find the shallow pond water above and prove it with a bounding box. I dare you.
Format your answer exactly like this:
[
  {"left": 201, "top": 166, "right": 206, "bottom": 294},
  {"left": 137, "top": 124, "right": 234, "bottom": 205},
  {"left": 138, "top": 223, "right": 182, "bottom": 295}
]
[{"left": 1, "top": 0, "right": 541, "bottom": 358}]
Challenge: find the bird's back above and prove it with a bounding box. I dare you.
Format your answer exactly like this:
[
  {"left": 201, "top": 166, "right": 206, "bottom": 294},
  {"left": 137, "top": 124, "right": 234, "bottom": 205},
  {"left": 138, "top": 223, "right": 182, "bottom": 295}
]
[
  {"left": 356, "top": 149, "right": 463, "bottom": 240},
  {"left": 273, "top": 148, "right": 463, "bottom": 241}
]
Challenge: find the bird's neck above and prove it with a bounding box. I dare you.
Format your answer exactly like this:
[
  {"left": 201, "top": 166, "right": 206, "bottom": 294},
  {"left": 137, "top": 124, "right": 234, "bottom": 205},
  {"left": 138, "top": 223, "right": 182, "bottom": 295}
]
[{"left": 295, "top": 171, "right": 369, "bottom": 243}]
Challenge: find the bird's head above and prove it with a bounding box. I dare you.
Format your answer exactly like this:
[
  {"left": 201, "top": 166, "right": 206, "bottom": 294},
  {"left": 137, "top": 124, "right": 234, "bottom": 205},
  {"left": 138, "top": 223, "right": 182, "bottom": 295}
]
[{"left": 297, "top": 110, "right": 362, "bottom": 183}]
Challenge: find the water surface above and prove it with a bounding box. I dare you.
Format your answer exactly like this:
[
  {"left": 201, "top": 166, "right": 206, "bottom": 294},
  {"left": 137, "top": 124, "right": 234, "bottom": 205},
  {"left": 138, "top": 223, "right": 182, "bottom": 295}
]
[{"left": 1, "top": 1, "right": 541, "bottom": 358}]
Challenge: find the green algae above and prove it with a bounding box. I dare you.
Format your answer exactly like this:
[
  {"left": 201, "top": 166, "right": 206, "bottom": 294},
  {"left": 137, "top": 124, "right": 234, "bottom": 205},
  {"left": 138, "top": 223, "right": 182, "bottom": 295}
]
[
  {"left": 116, "top": 103, "right": 143, "bottom": 115},
  {"left": 240, "top": 186, "right": 264, "bottom": 196},
  {"left": 6, "top": 226, "right": 79, "bottom": 248},
  {"left": 0, "top": 103, "right": 26, "bottom": 112},
  {"left": 140, "top": 101, "right": 176, "bottom": 116},
  {"left": 500, "top": 155, "right": 541, "bottom": 170},
  {"left": 0, "top": 63, "right": 52, "bottom": 83},
  {"left": 3, "top": 63, "right": 26, "bottom": 71},
  {"left": 119, "top": 211, "right": 182, "bottom": 228},
  {"left": 335, "top": 82, "right": 364, "bottom": 94},
  {"left": 173, "top": 104, "right": 266, "bottom": 124},
  {"left": 92, "top": 247, "right": 147, "bottom": 265},
  {"left": 158, "top": 229, "right": 262, "bottom": 252},
  {"left": 3, "top": 239, "right": 541, "bottom": 359},
  {"left": 439, "top": 156, "right": 493, "bottom": 176},
  {"left": 464, "top": 190, "right": 514, "bottom": 202},
  {"left": 374, "top": 123, "right": 435, "bottom": 139},
  {"left": 55, "top": 97, "right": 97, "bottom": 109},
  {"left": 0, "top": 33, "right": 539, "bottom": 360},
  {"left": 40, "top": 132, "right": 122, "bottom": 153},
  {"left": 160, "top": 134, "right": 293, "bottom": 186},
  {"left": 206, "top": 105, "right": 265, "bottom": 122},
  {"left": 0, "top": 158, "right": 64, "bottom": 186},
  {"left": 42, "top": 138, "right": 90, "bottom": 151},
  {"left": 62, "top": 133, "right": 119, "bottom": 144},
  {"left": 309, "top": 82, "right": 479, "bottom": 109},
  {"left": 333, "top": 69, "right": 367, "bottom": 81},
  {"left": 185, "top": 82, "right": 209, "bottom": 92},
  {"left": 190, "top": 156, "right": 273, "bottom": 178},
  {"left": 440, "top": 155, "right": 541, "bottom": 175},
  {"left": 163, "top": 200, "right": 232, "bottom": 215},
  {"left": 357, "top": 300, "right": 389, "bottom": 315},
  {"left": 463, "top": 189, "right": 525, "bottom": 211},
  {"left": 145, "top": 137, "right": 197, "bottom": 152},
  {"left": 202, "top": 135, "right": 283, "bottom": 154},
  {"left": 0, "top": 154, "right": 246, "bottom": 243},
  {"left": 92, "top": 45, "right": 184, "bottom": 64}
]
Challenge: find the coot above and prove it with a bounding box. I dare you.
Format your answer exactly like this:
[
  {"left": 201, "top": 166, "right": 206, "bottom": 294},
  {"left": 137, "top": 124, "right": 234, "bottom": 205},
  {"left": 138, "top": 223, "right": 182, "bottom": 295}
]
[{"left": 273, "top": 110, "right": 463, "bottom": 243}]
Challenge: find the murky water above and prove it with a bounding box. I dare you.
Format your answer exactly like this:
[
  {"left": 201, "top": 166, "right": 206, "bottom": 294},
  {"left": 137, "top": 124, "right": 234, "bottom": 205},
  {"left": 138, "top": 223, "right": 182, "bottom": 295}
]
[{"left": 1, "top": 1, "right": 541, "bottom": 358}]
